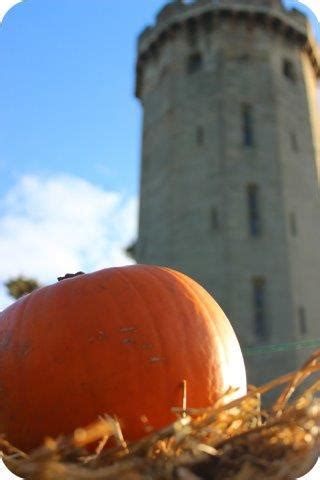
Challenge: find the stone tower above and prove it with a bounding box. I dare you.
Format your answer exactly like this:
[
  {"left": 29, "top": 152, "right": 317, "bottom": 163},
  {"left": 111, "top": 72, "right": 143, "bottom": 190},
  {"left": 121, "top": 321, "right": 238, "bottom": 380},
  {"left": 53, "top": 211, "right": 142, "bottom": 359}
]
[{"left": 133, "top": 0, "right": 320, "bottom": 384}]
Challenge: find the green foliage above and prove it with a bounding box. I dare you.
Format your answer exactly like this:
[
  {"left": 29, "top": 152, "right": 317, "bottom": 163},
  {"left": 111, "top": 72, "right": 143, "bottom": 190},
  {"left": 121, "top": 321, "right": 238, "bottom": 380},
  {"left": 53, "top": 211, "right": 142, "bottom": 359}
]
[{"left": 5, "top": 276, "right": 41, "bottom": 300}]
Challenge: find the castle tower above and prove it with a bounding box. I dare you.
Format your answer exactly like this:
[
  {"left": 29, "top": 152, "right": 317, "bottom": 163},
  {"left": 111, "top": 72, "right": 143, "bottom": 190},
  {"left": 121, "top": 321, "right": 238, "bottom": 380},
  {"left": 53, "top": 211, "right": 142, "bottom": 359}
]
[{"left": 134, "top": 0, "right": 320, "bottom": 384}]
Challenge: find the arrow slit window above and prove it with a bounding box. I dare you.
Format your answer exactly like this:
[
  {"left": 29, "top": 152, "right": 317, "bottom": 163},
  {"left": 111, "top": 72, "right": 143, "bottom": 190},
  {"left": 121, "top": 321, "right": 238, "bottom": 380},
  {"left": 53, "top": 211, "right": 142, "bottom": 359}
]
[
  {"left": 253, "top": 277, "right": 267, "bottom": 340},
  {"left": 187, "top": 53, "right": 203, "bottom": 74},
  {"left": 283, "top": 59, "right": 296, "bottom": 82},
  {"left": 247, "top": 184, "right": 261, "bottom": 236},
  {"left": 242, "top": 104, "right": 254, "bottom": 147}
]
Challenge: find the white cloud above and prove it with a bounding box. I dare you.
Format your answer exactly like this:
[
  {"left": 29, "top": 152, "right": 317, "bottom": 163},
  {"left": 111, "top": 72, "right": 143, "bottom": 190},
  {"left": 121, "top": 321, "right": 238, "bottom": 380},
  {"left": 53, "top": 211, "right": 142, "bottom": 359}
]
[{"left": 0, "top": 174, "right": 138, "bottom": 310}]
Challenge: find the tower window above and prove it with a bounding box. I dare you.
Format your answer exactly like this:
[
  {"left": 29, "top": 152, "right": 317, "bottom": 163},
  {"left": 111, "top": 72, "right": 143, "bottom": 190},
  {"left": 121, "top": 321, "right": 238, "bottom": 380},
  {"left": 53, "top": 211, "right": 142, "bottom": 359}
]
[
  {"left": 187, "top": 53, "right": 203, "bottom": 74},
  {"left": 253, "top": 277, "right": 267, "bottom": 340},
  {"left": 290, "top": 131, "right": 298, "bottom": 152},
  {"left": 237, "top": 54, "right": 250, "bottom": 62},
  {"left": 196, "top": 126, "right": 204, "bottom": 145},
  {"left": 289, "top": 212, "right": 297, "bottom": 236},
  {"left": 242, "top": 104, "right": 254, "bottom": 147},
  {"left": 247, "top": 184, "right": 261, "bottom": 236},
  {"left": 298, "top": 306, "right": 307, "bottom": 335},
  {"left": 202, "top": 12, "right": 213, "bottom": 33},
  {"left": 211, "top": 208, "right": 219, "bottom": 230},
  {"left": 186, "top": 18, "right": 198, "bottom": 45},
  {"left": 283, "top": 59, "right": 296, "bottom": 81}
]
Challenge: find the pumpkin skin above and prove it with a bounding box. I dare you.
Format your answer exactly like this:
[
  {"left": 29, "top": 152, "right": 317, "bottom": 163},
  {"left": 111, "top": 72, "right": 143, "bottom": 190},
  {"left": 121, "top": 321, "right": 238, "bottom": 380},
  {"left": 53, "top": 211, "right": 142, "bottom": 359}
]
[{"left": 0, "top": 265, "right": 246, "bottom": 452}]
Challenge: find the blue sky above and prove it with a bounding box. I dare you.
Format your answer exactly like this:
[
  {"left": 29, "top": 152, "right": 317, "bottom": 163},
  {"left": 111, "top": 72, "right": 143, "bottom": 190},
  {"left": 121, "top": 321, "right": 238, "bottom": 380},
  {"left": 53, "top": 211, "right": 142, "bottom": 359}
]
[
  {"left": 0, "top": 0, "right": 166, "bottom": 198},
  {"left": 0, "top": 0, "right": 319, "bottom": 310},
  {"left": 0, "top": 0, "right": 318, "bottom": 200}
]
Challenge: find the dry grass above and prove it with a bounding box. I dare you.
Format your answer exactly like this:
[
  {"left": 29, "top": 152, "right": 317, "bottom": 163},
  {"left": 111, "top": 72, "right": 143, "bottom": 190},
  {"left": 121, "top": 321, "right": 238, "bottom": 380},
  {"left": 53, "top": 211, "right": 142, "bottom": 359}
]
[{"left": 2, "top": 351, "right": 320, "bottom": 480}]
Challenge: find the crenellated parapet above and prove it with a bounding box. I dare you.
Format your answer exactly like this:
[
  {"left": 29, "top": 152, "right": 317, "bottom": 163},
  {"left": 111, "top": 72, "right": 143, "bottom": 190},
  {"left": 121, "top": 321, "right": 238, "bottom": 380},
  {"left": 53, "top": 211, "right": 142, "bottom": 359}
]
[{"left": 135, "top": 0, "right": 320, "bottom": 98}]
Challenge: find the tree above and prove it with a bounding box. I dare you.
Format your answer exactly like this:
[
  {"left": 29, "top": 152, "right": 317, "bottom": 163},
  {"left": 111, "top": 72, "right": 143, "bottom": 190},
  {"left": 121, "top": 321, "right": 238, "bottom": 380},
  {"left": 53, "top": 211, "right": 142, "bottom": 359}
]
[{"left": 5, "top": 276, "right": 41, "bottom": 300}]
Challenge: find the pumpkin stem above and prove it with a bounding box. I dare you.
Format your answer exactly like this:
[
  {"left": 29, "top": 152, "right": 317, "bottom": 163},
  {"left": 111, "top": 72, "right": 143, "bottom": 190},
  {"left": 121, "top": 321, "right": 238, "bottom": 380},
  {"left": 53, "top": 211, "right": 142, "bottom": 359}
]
[{"left": 57, "top": 272, "right": 85, "bottom": 282}]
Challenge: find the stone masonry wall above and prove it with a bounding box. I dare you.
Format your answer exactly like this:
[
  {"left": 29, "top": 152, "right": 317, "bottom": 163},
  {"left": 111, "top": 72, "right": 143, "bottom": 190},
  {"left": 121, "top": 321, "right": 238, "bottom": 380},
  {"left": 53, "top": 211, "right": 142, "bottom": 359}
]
[{"left": 135, "top": 0, "right": 320, "bottom": 385}]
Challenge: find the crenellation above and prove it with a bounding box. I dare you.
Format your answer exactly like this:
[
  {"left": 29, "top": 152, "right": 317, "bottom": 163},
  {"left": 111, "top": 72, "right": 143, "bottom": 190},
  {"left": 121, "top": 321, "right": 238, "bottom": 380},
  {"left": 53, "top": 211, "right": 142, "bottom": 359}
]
[
  {"left": 137, "top": 26, "right": 153, "bottom": 46},
  {"left": 289, "top": 6, "right": 309, "bottom": 27},
  {"left": 136, "top": 1, "right": 319, "bottom": 100},
  {"left": 156, "top": 1, "right": 185, "bottom": 24},
  {"left": 138, "top": 1, "right": 310, "bottom": 53}
]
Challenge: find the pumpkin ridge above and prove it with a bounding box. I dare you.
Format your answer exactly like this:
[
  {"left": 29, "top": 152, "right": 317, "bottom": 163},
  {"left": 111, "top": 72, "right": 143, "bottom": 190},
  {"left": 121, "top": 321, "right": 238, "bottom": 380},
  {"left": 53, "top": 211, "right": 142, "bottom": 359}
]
[
  {"left": 128, "top": 266, "right": 188, "bottom": 413},
  {"left": 158, "top": 268, "right": 226, "bottom": 403},
  {"left": 151, "top": 267, "right": 246, "bottom": 402},
  {"left": 114, "top": 267, "right": 170, "bottom": 416},
  {"left": 144, "top": 267, "right": 204, "bottom": 410},
  {"left": 141, "top": 266, "right": 221, "bottom": 409}
]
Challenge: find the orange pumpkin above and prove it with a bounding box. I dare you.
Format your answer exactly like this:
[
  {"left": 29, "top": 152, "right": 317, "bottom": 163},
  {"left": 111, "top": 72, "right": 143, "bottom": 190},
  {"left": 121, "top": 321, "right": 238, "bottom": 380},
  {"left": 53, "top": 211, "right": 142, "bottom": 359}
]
[{"left": 0, "top": 265, "right": 246, "bottom": 451}]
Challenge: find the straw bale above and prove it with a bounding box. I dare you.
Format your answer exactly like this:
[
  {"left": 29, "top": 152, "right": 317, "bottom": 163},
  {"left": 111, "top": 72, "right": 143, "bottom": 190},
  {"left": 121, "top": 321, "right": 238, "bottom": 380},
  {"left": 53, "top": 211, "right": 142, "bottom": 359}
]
[{"left": 2, "top": 351, "right": 320, "bottom": 480}]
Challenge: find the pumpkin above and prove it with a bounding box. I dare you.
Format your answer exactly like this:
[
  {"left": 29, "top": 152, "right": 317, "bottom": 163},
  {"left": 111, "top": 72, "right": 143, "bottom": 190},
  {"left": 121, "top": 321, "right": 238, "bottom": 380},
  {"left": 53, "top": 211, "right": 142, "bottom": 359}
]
[{"left": 0, "top": 265, "right": 246, "bottom": 451}]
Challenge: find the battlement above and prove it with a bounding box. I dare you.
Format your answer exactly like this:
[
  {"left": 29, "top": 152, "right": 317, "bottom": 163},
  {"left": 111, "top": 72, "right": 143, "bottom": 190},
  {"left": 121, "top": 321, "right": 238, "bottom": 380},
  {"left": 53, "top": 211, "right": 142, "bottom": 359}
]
[
  {"left": 138, "top": 0, "right": 308, "bottom": 49},
  {"left": 136, "top": 0, "right": 319, "bottom": 97}
]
